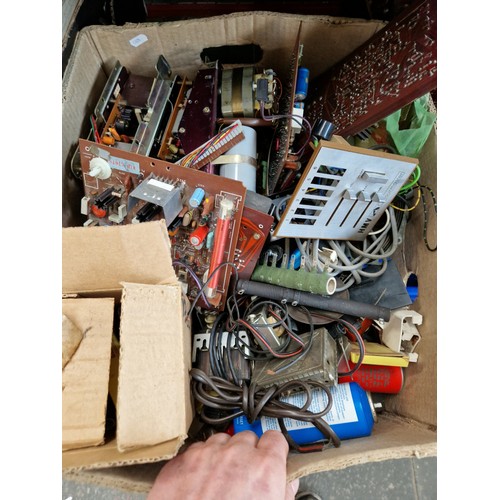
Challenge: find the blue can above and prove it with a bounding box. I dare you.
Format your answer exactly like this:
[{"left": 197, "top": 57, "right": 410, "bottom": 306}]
[
  {"left": 233, "top": 382, "right": 375, "bottom": 445},
  {"left": 295, "top": 67, "right": 310, "bottom": 102}
]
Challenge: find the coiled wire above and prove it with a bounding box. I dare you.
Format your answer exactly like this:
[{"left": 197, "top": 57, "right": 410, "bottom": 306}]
[{"left": 190, "top": 368, "right": 341, "bottom": 452}]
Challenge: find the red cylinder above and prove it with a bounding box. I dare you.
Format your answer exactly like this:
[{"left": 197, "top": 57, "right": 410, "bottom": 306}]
[
  {"left": 338, "top": 362, "right": 404, "bottom": 394},
  {"left": 189, "top": 224, "right": 209, "bottom": 246}
]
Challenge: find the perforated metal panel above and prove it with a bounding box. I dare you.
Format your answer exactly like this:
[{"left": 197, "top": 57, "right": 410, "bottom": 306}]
[{"left": 273, "top": 140, "right": 418, "bottom": 240}]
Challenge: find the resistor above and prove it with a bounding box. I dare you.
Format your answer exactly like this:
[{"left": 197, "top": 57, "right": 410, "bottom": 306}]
[{"left": 202, "top": 195, "right": 215, "bottom": 218}]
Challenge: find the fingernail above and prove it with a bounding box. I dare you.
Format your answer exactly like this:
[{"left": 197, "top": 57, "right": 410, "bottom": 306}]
[{"left": 290, "top": 478, "right": 300, "bottom": 495}]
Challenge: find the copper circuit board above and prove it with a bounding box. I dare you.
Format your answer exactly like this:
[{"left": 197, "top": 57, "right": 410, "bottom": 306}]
[
  {"left": 78, "top": 138, "right": 247, "bottom": 309},
  {"left": 304, "top": 0, "right": 437, "bottom": 138}
]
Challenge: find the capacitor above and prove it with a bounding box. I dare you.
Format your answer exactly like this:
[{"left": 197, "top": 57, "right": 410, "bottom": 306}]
[
  {"left": 233, "top": 382, "right": 375, "bottom": 444},
  {"left": 219, "top": 126, "right": 257, "bottom": 192},
  {"left": 101, "top": 135, "right": 115, "bottom": 146},
  {"left": 312, "top": 119, "right": 336, "bottom": 141},
  {"left": 206, "top": 231, "right": 215, "bottom": 249},
  {"left": 183, "top": 210, "right": 193, "bottom": 226},
  {"left": 189, "top": 187, "right": 205, "bottom": 208},
  {"left": 295, "top": 67, "right": 309, "bottom": 101}
]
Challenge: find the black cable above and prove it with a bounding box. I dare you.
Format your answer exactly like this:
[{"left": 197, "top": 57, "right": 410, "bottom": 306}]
[{"left": 419, "top": 184, "right": 437, "bottom": 252}]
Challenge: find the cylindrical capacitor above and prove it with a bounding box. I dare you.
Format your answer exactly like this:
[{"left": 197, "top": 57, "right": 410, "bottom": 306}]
[
  {"left": 312, "top": 119, "right": 336, "bottom": 141},
  {"left": 233, "top": 382, "right": 375, "bottom": 444},
  {"left": 338, "top": 362, "right": 404, "bottom": 394},
  {"left": 220, "top": 126, "right": 257, "bottom": 192},
  {"left": 206, "top": 231, "right": 215, "bottom": 249},
  {"left": 295, "top": 67, "right": 309, "bottom": 101},
  {"left": 189, "top": 225, "right": 210, "bottom": 246},
  {"left": 189, "top": 187, "right": 205, "bottom": 208}
]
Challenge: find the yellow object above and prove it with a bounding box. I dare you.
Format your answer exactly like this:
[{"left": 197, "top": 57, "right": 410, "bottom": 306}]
[{"left": 350, "top": 341, "right": 410, "bottom": 367}]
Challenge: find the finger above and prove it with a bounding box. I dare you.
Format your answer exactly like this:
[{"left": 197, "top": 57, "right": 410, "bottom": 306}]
[
  {"left": 285, "top": 478, "right": 300, "bottom": 500},
  {"left": 256, "top": 430, "right": 289, "bottom": 458},
  {"left": 204, "top": 432, "right": 232, "bottom": 446},
  {"left": 229, "top": 430, "right": 259, "bottom": 448}
]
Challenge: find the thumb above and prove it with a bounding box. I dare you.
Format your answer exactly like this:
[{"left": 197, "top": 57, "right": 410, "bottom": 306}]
[{"left": 286, "top": 478, "right": 300, "bottom": 500}]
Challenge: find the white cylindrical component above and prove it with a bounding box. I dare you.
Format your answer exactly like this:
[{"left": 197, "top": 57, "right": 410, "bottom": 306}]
[
  {"left": 219, "top": 126, "right": 257, "bottom": 192},
  {"left": 89, "top": 157, "right": 112, "bottom": 179}
]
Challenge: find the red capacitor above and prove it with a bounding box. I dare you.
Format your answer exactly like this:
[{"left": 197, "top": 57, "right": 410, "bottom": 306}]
[
  {"left": 338, "top": 362, "right": 404, "bottom": 394},
  {"left": 189, "top": 224, "right": 209, "bottom": 246}
]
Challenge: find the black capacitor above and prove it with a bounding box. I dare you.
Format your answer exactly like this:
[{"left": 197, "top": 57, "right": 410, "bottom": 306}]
[{"left": 312, "top": 119, "right": 336, "bottom": 141}]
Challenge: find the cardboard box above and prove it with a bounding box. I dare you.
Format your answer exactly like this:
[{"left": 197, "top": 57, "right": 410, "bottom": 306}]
[
  {"left": 62, "top": 221, "right": 193, "bottom": 470},
  {"left": 61, "top": 11, "right": 437, "bottom": 493}
]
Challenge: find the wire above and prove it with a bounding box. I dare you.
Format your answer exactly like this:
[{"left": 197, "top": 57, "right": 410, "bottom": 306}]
[
  {"left": 419, "top": 184, "right": 437, "bottom": 252},
  {"left": 190, "top": 368, "right": 341, "bottom": 451},
  {"left": 391, "top": 186, "right": 421, "bottom": 212},
  {"left": 259, "top": 101, "right": 312, "bottom": 157},
  {"left": 399, "top": 165, "right": 421, "bottom": 193},
  {"left": 333, "top": 318, "right": 365, "bottom": 377},
  {"left": 186, "top": 261, "right": 240, "bottom": 319},
  {"left": 172, "top": 260, "right": 211, "bottom": 308}
]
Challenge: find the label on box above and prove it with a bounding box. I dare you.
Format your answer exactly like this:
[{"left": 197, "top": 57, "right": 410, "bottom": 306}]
[
  {"left": 129, "top": 34, "right": 148, "bottom": 47},
  {"left": 260, "top": 384, "right": 358, "bottom": 432}
]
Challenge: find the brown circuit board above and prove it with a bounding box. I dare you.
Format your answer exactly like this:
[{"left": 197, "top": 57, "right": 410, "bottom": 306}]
[
  {"left": 304, "top": 0, "right": 437, "bottom": 139},
  {"left": 78, "top": 138, "right": 247, "bottom": 310},
  {"left": 266, "top": 23, "right": 302, "bottom": 196}
]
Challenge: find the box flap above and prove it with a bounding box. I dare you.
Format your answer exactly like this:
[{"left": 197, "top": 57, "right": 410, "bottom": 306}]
[
  {"left": 62, "top": 435, "right": 186, "bottom": 471},
  {"left": 62, "top": 298, "right": 115, "bottom": 451},
  {"left": 117, "top": 282, "right": 192, "bottom": 451},
  {"left": 62, "top": 220, "right": 177, "bottom": 294}
]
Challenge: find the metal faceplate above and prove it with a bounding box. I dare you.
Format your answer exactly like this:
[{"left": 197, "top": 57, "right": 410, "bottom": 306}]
[{"left": 273, "top": 140, "right": 418, "bottom": 240}]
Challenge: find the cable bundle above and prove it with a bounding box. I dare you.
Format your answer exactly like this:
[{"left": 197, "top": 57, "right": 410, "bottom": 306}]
[{"left": 190, "top": 368, "right": 341, "bottom": 452}]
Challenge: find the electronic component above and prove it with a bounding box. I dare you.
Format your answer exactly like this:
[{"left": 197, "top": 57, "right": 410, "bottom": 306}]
[
  {"left": 177, "top": 65, "right": 220, "bottom": 172},
  {"left": 220, "top": 67, "right": 276, "bottom": 118},
  {"left": 236, "top": 280, "right": 391, "bottom": 322},
  {"left": 304, "top": 0, "right": 437, "bottom": 138},
  {"left": 233, "top": 205, "right": 274, "bottom": 280},
  {"left": 128, "top": 175, "right": 183, "bottom": 227},
  {"left": 250, "top": 264, "right": 336, "bottom": 296},
  {"left": 78, "top": 138, "right": 246, "bottom": 309},
  {"left": 205, "top": 198, "right": 235, "bottom": 305},
  {"left": 273, "top": 139, "right": 418, "bottom": 240},
  {"left": 266, "top": 25, "right": 303, "bottom": 195},
  {"left": 251, "top": 327, "right": 338, "bottom": 388},
  {"left": 375, "top": 308, "right": 422, "bottom": 363},
  {"left": 178, "top": 120, "right": 245, "bottom": 171},
  {"left": 217, "top": 126, "right": 258, "bottom": 192}
]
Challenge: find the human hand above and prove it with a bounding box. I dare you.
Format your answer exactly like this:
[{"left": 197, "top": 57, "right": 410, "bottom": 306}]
[{"left": 147, "top": 430, "right": 300, "bottom": 500}]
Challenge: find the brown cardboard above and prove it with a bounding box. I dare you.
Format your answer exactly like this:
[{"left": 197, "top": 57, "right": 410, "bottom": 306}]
[
  {"left": 62, "top": 10, "right": 436, "bottom": 491},
  {"left": 62, "top": 221, "right": 193, "bottom": 470},
  {"left": 62, "top": 298, "right": 115, "bottom": 451},
  {"left": 117, "top": 282, "right": 192, "bottom": 451}
]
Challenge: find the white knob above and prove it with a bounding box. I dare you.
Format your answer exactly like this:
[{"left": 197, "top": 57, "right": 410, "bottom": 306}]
[{"left": 89, "top": 157, "right": 112, "bottom": 179}]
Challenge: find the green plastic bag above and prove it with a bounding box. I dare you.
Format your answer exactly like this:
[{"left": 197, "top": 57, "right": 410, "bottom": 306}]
[{"left": 384, "top": 94, "right": 436, "bottom": 158}]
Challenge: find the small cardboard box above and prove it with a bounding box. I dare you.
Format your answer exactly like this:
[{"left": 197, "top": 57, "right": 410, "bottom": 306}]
[
  {"left": 62, "top": 221, "right": 193, "bottom": 470},
  {"left": 61, "top": 11, "right": 437, "bottom": 493}
]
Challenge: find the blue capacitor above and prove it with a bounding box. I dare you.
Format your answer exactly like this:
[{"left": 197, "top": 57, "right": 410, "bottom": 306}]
[
  {"left": 233, "top": 382, "right": 375, "bottom": 445},
  {"left": 189, "top": 187, "right": 205, "bottom": 208},
  {"left": 295, "top": 67, "right": 310, "bottom": 102},
  {"left": 206, "top": 230, "right": 215, "bottom": 249}
]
